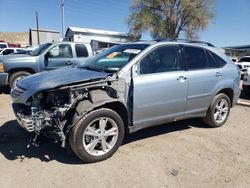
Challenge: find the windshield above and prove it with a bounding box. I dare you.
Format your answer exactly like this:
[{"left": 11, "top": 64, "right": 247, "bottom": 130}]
[
  {"left": 30, "top": 43, "right": 51, "bottom": 56},
  {"left": 80, "top": 43, "right": 149, "bottom": 72}
]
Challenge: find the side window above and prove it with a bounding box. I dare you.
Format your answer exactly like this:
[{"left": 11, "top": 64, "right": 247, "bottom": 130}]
[
  {"left": 3, "top": 49, "right": 14, "bottom": 55},
  {"left": 206, "top": 50, "right": 218, "bottom": 68},
  {"left": 211, "top": 52, "right": 227, "bottom": 67},
  {"left": 75, "top": 44, "right": 89, "bottom": 57},
  {"left": 139, "top": 46, "right": 182, "bottom": 74},
  {"left": 0, "top": 44, "right": 7, "bottom": 49},
  {"left": 48, "top": 44, "right": 73, "bottom": 58},
  {"left": 185, "top": 46, "right": 208, "bottom": 70}
]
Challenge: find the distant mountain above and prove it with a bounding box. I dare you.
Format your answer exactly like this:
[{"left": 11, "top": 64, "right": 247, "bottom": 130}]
[{"left": 0, "top": 32, "right": 29, "bottom": 47}]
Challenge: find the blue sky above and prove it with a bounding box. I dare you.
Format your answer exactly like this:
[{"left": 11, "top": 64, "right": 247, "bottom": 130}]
[{"left": 0, "top": 0, "right": 249, "bottom": 47}]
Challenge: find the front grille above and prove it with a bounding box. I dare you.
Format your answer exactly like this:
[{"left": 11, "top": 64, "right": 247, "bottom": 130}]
[{"left": 11, "top": 84, "right": 26, "bottom": 100}]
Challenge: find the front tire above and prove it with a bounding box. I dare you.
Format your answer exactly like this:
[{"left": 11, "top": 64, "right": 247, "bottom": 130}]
[
  {"left": 69, "top": 108, "right": 125, "bottom": 163},
  {"left": 203, "top": 93, "right": 231, "bottom": 127},
  {"left": 9, "top": 71, "right": 31, "bottom": 89}
]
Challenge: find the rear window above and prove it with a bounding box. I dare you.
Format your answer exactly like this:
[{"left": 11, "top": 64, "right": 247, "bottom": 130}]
[
  {"left": 206, "top": 51, "right": 218, "bottom": 68},
  {"left": 211, "top": 52, "right": 227, "bottom": 67},
  {"left": 185, "top": 46, "right": 207, "bottom": 70},
  {"left": 239, "top": 57, "right": 250, "bottom": 62},
  {"left": 75, "top": 44, "right": 88, "bottom": 57}
]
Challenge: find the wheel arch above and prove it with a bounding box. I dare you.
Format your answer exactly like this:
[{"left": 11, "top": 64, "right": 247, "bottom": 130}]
[
  {"left": 216, "top": 88, "right": 234, "bottom": 107},
  {"left": 8, "top": 68, "right": 35, "bottom": 78},
  {"left": 66, "top": 88, "right": 130, "bottom": 134}
]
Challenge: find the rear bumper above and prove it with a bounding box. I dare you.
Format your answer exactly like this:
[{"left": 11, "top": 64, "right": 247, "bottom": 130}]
[{"left": 0, "top": 72, "right": 8, "bottom": 86}]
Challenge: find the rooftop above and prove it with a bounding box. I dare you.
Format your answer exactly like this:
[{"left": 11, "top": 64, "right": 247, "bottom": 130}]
[{"left": 66, "top": 27, "right": 129, "bottom": 37}]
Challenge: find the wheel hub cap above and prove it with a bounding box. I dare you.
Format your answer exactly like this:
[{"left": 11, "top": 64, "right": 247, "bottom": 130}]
[{"left": 83, "top": 117, "right": 118, "bottom": 156}]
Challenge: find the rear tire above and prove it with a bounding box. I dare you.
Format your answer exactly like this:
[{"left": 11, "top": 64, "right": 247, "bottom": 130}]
[
  {"left": 9, "top": 71, "right": 31, "bottom": 88},
  {"left": 69, "top": 108, "right": 125, "bottom": 163},
  {"left": 203, "top": 93, "right": 231, "bottom": 127}
]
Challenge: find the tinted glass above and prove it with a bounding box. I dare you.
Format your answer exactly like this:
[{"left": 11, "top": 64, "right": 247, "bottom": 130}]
[
  {"left": 206, "top": 51, "right": 218, "bottom": 68},
  {"left": 3, "top": 49, "right": 14, "bottom": 55},
  {"left": 48, "top": 44, "right": 73, "bottom": 58},
  {"left": 211, "top": 52, "right": 227, "bottom": 67},
  {"left": 185, "top": 46, "right": 207, "bottom": 70},
  {"left": 140, "top": 46, "right": 181, "bottom": 74},
  {"left": 0, "top": 44, "right": 7, "bottom": 49},
  {"left": 75, "top": 44, "right": 88, "bottom": 57},
  {"left": 239, "top": 57, "right": 250, "bottom": 62}
]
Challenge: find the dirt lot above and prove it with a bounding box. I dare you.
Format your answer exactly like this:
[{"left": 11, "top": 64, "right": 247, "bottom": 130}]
[{"left": 0, "top": 94, "right": 250, "bottom": 188}]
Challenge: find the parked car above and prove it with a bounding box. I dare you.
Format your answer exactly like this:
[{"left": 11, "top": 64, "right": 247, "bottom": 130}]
[
  {"left": 236, "top": 56, "right": 250, "bottom": 75},
  {"left": 0, "top": 42, "right": 93, "bottom": 88},
  {"left": 243, "top": 68, "right": 250, "bottom": 93},
  {"left": 0, "top": 42, "right": 8, "bottom": 50},
  {"left": 11, "top": 40, "right": 241, "bottom": 163},
  {"left": 9, "top": 49, "right": 33, "bottom": 55},
  {"left": 0, "top": 48, "right": 25, "bottom": 56}
]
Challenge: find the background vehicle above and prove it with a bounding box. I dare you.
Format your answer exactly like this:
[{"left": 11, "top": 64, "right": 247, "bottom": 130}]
[
  {"left": 0, "top": 42, "right": 93, "bottom": 88},
  {"left": 243, "top": 68, "right": 250, "bottom": 93},
  {"left": 11, "top": 40, "right": 241, "bottom": 163},
  {"left": 0, "top": 48, "right": 26, "bottom": 56},
  {"left": 236, "top": 56, "right": 250, "bottom": 75},
  {"left": 9, "top": 49, "right": 33, "bottom": 55},
  {"left": 0, "top": 42, "right": 8, "bottom": 50}
]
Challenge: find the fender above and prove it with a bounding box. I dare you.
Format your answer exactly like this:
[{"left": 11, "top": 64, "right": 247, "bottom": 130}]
[{"left": 69, "top": 89, "right": 128, "bottom": 129}]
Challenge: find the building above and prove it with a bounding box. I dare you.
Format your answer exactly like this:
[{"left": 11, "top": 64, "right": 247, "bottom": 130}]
[
  {"left": 64, "top": 27, "right": 130, "bottom": 52},
  {"left": 223, "top": 45, "right": 250, "bottom": 59},
  {"left": 29, "top": 28, "right": 60, "bottom": 46}
]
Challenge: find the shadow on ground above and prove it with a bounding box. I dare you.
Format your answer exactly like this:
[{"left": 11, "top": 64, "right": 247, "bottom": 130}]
[
  {"left": 0, "top": 118, "right": 210, "bottom": 164},
  {"left": 0, "top": 86, "right": 10, "bottom": 94}
]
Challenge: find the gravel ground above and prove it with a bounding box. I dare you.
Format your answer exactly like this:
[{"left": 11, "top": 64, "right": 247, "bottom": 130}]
[{"left": 0, "top": 94, "right": 250, "bottom": 188}]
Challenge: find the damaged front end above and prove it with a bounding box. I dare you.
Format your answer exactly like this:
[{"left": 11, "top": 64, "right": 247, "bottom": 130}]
[
  {"left": 12, "top": 87, "right": 89, "bottom": 147},
  {"left": 11, "top": 77, "right": 126, "bottom": 148}
]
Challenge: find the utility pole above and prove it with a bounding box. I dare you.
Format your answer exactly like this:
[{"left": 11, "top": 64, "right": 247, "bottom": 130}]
[
  {"left": 61, "top": 0, "right": 64, "bottom": 38},
  {"left": 36, "top": 11, "right": 40, "bottom": 45}
]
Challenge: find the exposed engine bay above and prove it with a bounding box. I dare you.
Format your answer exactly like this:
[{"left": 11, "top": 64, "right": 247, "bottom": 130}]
[{"left": 13, "top": 79, "right": 127, "bottom": 148}]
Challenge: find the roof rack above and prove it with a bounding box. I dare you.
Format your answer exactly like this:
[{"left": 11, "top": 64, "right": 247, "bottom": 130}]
[{"left": 158, "top": 38, "right": 215, "bottom": 47}]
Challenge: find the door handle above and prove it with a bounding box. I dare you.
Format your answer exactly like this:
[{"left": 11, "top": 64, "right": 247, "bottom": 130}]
[
  {"left": 216, "top": 72, "right": 222, "bottom": 77},
  {"left": 65, "top": 61, "right": 73, "bottom": 65},
  {"left": 177, "top": 76, "right": 187, "bottom": 81}
]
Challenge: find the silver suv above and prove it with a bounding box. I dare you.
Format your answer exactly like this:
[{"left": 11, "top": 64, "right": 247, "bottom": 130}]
[{"left": 11, "top": 40, "right": 241, "bottom": 162}]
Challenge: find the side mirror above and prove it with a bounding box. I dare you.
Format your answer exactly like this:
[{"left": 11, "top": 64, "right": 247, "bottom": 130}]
[
  {"left": 45, "top": 52, "right": 52, "bottom": 60},
  {"left": 44, "top": 52, "right": 51, "bottom": 67}
]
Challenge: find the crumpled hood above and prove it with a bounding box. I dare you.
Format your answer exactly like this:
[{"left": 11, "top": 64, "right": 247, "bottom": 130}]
[{"left": 15, "top": 67, "right": 110, "bottom": 103}]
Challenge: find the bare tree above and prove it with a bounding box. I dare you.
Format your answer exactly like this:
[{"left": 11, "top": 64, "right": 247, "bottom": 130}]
[{"left": 127, "top": 0, "right": 215, "bottom": 40}]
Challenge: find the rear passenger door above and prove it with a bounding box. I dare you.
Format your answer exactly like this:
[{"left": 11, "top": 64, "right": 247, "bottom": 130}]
[{"left": 184, "top": 46, "right": 223, "bottom": 114}]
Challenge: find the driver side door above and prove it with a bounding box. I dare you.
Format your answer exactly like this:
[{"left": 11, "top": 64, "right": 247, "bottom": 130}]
[
  {"left": 132, "top": 45, "right": 188, "bottom": 128},
  {"left": 45, "top": 44, "right": 74, "bottom": 69}
]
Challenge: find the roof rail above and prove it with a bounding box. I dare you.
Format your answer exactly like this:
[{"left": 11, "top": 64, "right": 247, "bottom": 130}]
[{"left": 158, "top": 38, "right": 215, "bottom": 47}]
